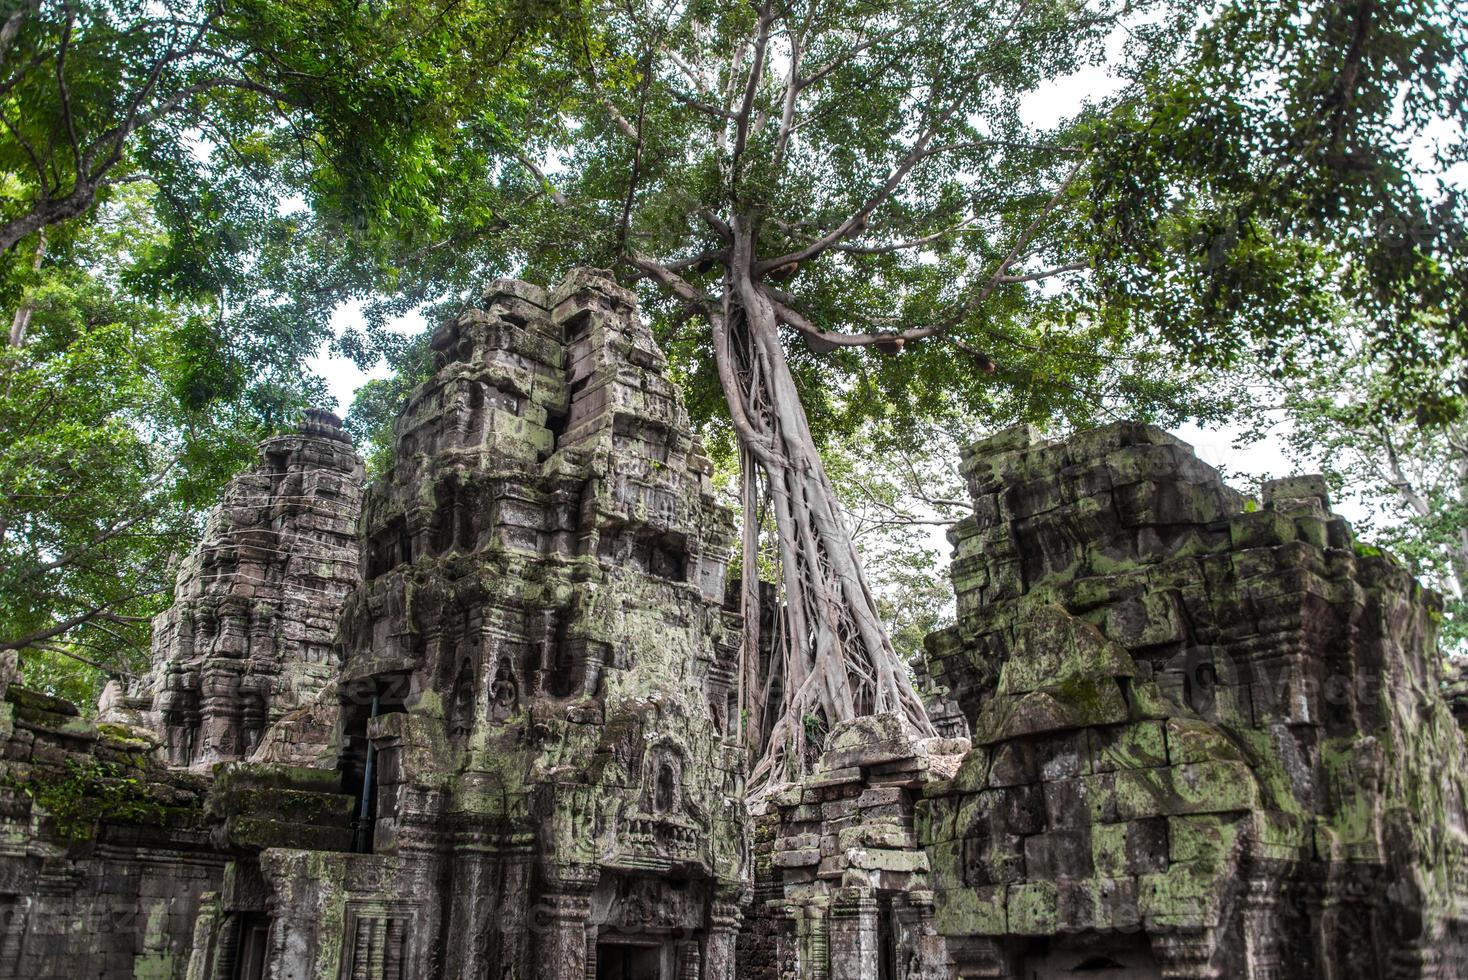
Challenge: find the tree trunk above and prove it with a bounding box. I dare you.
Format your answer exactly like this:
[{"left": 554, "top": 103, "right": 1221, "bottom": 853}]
[
  {"left": 9, "top": 226, "right": 45, "bottom": 347},
  {"left": 718, "top": 221, "right": 933, "bottom": 789}
]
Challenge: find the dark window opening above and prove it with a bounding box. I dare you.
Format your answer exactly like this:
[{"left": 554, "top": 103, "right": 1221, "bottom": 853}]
[
  {"left": 367, "top": 517, "right": 411, "bottom": 579},
  {"left": 596, "top": 943, "right": 660, "bottom": 980},
  {"left": 646, "top": 537, "right": 686, "bottom": 582},
  {"left": 546, "top": 408, "right": 569, "bottom": 448},
  {"left": 450, "top": 657, "right": 475, "bottom": 740},
  {"left": 340, "top": 674, "right": 408, "bottom": 854},
  {"left": 432, "top": 483, "right": 456, "bottom": 555},
  {"left": 232, "top": 912, "right": 270, "bottom": 980},
  {"left": 564, "top": 310, "right": 593, "bottom": 344},
  {"left": 877, "top": 896, "right": 896, "bottom": 980},
  {"left": 655, "top": 762, "right": 676, "bottom": 813},
  {"left": 397, "top": 521, "right": 413, "bottom": 567},
  {"left": 457, "top": 489, "right": 476, "bottom": 552},
  {"left": 1073, "top": 955, "right": 1127, "bottom": 971},
  {"left": 545, "top": 626, "right": 582, "bottom": 699},
  {"left": 266, "top": 451, "right": 288, "bottom": 492}
]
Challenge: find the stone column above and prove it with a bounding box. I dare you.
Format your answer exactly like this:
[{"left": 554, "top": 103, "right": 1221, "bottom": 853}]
[
  {"left": 534, "top": 866, "right": 597, "bottom": 980},
  {"left": 535, "top": 891, "right": 591, "bottom": 979},
  {"left": 442, "top": 845, "right": 497, "bottom": 980},
  {"left": 182, "top": 895, "right": 220, "bottom": 980},
  {"left": 1239, "top": 878, "right": 1284, "bottom": 979},
  {"left": 199, "top": 664, "right": 243, "bottom": 763},
  {"left": 796, "top": 903, "right": 831, "bottom": 980},
  {"left": 703, "top": 896, "right": 743, "bottom": 980},
  {"left": 582, "top": 928, "right": 598, "bottom": 980},
  {"left": 828, "top": 887, "right": 880, "bottom": 980}
]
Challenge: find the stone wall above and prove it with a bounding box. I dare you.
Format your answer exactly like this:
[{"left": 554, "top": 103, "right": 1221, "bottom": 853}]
[
  {"left": 0, "top": 659, "right": 224, "bottom": 980},
  {"left": 740, "top": 421, "right": 1468, "bottom": 979}
]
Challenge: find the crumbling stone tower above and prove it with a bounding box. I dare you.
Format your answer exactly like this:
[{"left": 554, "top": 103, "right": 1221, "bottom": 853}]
[
  {"left": 918, "top": 423, "right": 1468, "bottom": 978},
  {"left": 145, "top": 408, "right": 365, "bottom": 767},
  {"left": 190, "top": 270, "right": 746, "bottom": 980}
]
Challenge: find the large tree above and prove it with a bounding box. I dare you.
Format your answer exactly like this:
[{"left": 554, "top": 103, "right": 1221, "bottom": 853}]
[
  {"left": 481, "top": 0, "right": 1199, "bottom": 785},
  {"left": 0, "top": 187, "right": 259, "bottom": 684}
]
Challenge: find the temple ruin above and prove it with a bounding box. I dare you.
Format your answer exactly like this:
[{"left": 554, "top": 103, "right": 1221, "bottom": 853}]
[{"left": 1, "top": 270, "right": 1466, "bottom": 978}]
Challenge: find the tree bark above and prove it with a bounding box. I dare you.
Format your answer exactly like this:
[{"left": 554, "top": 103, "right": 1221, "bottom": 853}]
[
  {"left": 9, "top": 225, "right": 45, "bottom": 347},
  {"left": 718, "top": 220, "right": 933, "bottom": 788}
]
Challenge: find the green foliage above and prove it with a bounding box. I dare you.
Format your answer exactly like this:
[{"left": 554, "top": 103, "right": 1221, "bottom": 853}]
[
  {"left": 344, "top": 331, "right": 433, "bottom": 474},
  {"left": 1236, "top": 331, "right": 1468, "bottom": 651},
  {"left": 0, "top": 190, "right": 269, "bottom": 670},
  {"left": 7, "top": 756, "right": 166, "bottom": 839},
  {"left": 486, "top": 0, "right": 1234, "bottom": 446},
  {"left": 18, "top": 646, "right": 108, "bottom": 710},
  {"left": 1089, "top": 0, "right": 1467, "bottom": 418}
]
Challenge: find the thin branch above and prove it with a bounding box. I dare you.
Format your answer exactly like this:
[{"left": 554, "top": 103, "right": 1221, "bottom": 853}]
[
  {"left": 56, "top": 3, "right": 81, "bottom": 176},
  {"left": 0, "top": 589, "right": 169, "bottom": 652},
  {"left": 29, "top": 641, "right": 121, "bottom": 676},
  {"left": 755, "top": 101, "right": 961, "bottom": 273},
  {"left": 663, "top": 45, "right": 711, "bottom": 96},
  {"left": 833, "top": 215, "right": 982, "bottom": 255},
  {"left": 798, "top": 24, "right": 905, "bottom": 91},
  {"left": 514, "top": 151, "right": 567, "bottom": 207},
  {"left": 998, "top": 259, "right": 1090, "bottom": 283},
  {"left": 730, "top": 2, "right": 774, "bottom": 185},
  {"left": 601, "top": 96, "right": 641, "bottom": 141},
  {"left": 626, "top": 251, "right": 713, "bottom": 311}
]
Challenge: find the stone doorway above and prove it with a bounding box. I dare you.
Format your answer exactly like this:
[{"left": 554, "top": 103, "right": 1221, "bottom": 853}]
[
  {"left": 1018, "top": 935, "right": 1162, "bottom": 979},
  {"left": 595, "top": 939, "right": 665, "bottom": 980},
  {"left": 232, "top": 912, "right": 270, "bottom": 980}
]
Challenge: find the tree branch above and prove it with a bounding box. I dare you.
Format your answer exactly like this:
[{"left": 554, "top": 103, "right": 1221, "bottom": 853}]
[
  {"left": 998, "top": 259, "right": 1090, "bottom": 283},
  {"left": 755, "top": 101, "right": 961, "bottom": 272},
  {"left": 514, "top": 151, "right": 567, "bottom": 207},
  {"left": 730, "top": 2, "right": 774, "bottom": 186},
  {"left": 0, "top": 589, "right": 168, "bottom": 652}
]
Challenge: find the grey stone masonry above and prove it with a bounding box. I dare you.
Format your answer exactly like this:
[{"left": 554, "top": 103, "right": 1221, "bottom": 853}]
[{"left": 145, "top": 408, "right": 365, "bottom": 769}]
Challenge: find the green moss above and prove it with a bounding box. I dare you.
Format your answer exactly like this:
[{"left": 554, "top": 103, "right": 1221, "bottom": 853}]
[
  {"left": 6, "top": 757, "right": 168, "bottom": 839},
  {"left": 96, "top": 722, "right": 155, "bottom": 750}
]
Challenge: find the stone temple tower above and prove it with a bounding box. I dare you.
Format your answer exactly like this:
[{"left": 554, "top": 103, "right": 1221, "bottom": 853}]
[
  {"left": 145, "top": 409, "right": 365, "bottom": 767},
  {"left": 196, "top": 270, "right": 747, "bottom": 980}
]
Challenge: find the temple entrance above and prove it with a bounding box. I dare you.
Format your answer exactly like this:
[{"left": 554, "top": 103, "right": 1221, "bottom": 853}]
[
  {"left": 595, "top": 940, "right": 665, "bottom": 980},
  {"left": 1018, "top": 934, "right": 1163, "bottom": 979}
]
